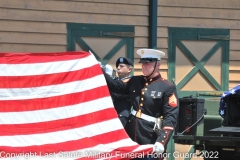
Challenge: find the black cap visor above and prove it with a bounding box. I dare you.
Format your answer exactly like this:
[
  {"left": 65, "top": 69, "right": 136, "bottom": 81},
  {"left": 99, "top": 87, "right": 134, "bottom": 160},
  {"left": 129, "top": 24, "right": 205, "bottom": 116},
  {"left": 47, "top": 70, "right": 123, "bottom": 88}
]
[{"left": 139, "top": 58, "right": 158, "bottom": 63}]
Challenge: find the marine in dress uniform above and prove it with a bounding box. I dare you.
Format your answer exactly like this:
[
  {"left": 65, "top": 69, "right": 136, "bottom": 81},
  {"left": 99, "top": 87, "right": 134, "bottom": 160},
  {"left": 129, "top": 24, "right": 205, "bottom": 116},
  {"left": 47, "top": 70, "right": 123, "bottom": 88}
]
[
  {"left": 111, "top": 57, "right": 133, "bottom": 127},
  {"left": 103, "top": 49, "right": 179, "bottom": 159}
]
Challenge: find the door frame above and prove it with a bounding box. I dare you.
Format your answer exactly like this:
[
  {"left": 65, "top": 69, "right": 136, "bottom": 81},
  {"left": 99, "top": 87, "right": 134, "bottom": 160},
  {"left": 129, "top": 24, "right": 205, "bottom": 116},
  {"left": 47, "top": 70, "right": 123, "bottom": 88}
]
[
  {"left": 67, "top": 23, "right": 135, "bottom": 66},
  {"left": 168, "top": 27, "right": 230, "bottom": 98}
]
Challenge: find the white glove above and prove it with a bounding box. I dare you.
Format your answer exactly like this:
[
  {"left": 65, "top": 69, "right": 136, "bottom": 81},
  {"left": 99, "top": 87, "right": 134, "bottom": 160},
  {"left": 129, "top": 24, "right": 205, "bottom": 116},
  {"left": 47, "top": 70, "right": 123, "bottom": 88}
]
[
  {"left": 105, "top": 64, "right": 113, "bottom": 76},
  {"left": 153, "top": 142, "right": 164, "bottom": 154}
]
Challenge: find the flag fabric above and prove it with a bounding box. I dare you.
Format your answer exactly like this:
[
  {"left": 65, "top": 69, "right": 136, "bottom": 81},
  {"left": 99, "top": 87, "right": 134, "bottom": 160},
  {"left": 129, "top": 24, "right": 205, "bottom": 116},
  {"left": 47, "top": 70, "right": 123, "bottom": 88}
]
[
  {"left": 0, "top": 51, "right": 153, "bottom": 160},
  {"left": 219, "top": 84, "right": 240, "bottom": 118}
]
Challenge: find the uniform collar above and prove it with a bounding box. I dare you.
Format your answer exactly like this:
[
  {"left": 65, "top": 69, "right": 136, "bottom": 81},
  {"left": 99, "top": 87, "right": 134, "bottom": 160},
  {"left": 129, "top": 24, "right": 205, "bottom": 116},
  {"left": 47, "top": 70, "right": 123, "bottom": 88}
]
[
  {"left": 121, "top": 75, "right": 131, "bottom": 80},
  {"left": 144, "top": 74, "right": 161, "bottom": 82}
]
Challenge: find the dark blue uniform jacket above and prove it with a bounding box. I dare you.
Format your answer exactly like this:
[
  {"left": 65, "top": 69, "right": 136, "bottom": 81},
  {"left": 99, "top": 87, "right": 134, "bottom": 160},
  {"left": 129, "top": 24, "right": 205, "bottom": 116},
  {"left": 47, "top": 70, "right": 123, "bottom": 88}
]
[{"left": 104, "top": 73, "right": 179, "bottom": 147}]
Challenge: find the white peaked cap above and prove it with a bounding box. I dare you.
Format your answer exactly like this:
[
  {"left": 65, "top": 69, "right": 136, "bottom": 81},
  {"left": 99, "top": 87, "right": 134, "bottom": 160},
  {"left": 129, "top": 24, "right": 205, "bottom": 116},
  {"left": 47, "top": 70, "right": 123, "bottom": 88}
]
[{"left": 136, "top": 48, "right": 165, "bottom": 62}]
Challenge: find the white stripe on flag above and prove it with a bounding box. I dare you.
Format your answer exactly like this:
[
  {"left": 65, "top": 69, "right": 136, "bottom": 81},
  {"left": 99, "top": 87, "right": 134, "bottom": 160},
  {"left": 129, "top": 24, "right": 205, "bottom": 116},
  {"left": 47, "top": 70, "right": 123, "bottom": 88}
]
[
  {"left": 0, "top": 118, "right": 123, "bottom": 147},
  {"left": 0, "top": 75, "right": 106, "bottom": 100},
  {"left": 0, "top": 97, "right": 113, "bottom": 124},
  {"left": 0, "top": 55, "right": 97, "bottom": 76}
]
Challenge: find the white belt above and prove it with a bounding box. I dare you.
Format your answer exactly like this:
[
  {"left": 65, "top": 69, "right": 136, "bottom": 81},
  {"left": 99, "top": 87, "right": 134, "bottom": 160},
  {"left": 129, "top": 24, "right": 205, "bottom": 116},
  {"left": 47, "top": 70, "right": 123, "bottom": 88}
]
[{"left": 131, "top": 109, "right": 156, "bottom": 122}]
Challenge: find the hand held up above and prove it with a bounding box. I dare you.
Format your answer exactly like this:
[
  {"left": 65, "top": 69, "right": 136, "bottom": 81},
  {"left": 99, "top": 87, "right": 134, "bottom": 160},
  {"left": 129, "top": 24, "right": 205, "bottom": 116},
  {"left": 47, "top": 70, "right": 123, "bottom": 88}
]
[{"left": 152, "top": 142, "right": 164, "bottom": 154}]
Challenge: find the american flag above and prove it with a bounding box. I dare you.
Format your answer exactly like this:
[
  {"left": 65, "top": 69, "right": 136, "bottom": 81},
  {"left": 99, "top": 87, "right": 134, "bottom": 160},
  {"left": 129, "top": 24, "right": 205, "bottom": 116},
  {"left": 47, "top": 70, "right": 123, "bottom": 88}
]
[
  {"left": 219, "top": 84, "right": 240, "bottom": 118},
  {"left": 0, "top": 51, "right": 153, "bottom": 160}
]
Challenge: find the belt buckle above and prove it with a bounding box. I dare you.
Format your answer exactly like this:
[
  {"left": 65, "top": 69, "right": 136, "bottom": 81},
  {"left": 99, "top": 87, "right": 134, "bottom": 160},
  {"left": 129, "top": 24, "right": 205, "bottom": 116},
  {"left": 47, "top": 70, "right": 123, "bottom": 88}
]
[{"left": 135, "top": 109, "right": 142, "bottom": 118}]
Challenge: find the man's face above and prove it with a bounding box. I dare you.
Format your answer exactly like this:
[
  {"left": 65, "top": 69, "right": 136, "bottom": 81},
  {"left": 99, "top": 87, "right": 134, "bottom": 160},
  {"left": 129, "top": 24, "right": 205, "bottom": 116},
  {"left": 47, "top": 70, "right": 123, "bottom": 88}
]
[
  {"left": 117, "top": 63, "right": 131, "bottom": 79},
  {"left": 141, "top": 61, "right": 158, "bottom": 77}
]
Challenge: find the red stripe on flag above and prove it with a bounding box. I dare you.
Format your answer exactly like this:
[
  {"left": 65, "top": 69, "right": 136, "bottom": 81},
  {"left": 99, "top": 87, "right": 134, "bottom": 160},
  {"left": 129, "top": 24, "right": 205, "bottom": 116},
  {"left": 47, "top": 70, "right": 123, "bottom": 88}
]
[
  {"left": 0, "top": 85, "right": 110, "bottom": 112},
  {"left": 0, "top": 51, "right": 90, "bottom": 64},
  {"left": 0, "top": 108, "right": 117, "bottom": 136},
  {"left": 0, "top": 130, "right": 130, "bottom": 156},
  {"left": 0, "top": 64, "right": 102, "bottom": 88}
]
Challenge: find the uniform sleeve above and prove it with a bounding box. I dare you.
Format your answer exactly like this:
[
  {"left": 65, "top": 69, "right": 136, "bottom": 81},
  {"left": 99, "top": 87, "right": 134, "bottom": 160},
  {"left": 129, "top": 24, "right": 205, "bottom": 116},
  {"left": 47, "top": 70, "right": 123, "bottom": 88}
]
[
  {"left": 111, "top": 92, "right": 129, "bottom": 100},
  {"left": 103, "top": 72, "right": 129, "bottom": 95},
  {"left": 156, "top": 84, "right": 179, "bottom": 147}
]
